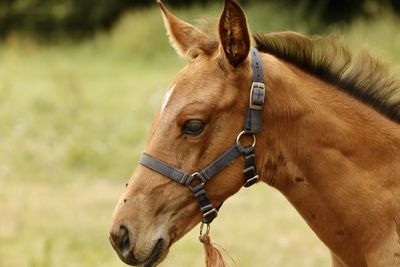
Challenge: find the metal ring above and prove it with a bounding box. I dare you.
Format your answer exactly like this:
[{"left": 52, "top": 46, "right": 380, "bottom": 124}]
[
  {"left": 190, "top": 172, "right": 206, "bottom": 184},
  {"left": 236, "top": 130, "right": 256, "bottom": 147},
  {"left": 199, "top": 222, "right": 210, "bottom": 237},
  {"left": 187, "top": 172, "right": 205, "bottom": 191}
]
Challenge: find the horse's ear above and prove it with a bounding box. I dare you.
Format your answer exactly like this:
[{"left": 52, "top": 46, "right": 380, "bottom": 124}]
[
  {"left": 158, "top": 0, "right": 208, "bottom": 58},
  {"left": 218, "top": 0, "right": 250, "bottom": 67}
]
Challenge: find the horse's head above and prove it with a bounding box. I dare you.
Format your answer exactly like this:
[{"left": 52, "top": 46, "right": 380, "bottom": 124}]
[{"left": 110, "top": 0, "right": 257, "bottom": 266}]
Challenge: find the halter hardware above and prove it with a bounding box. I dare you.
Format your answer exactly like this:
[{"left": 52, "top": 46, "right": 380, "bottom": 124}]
[
  {"left": 236, "top": 130, "right": 256, "bottom": 147},
  {"left": 187, "top": 172, "right": 206, "bottom": 191},
  {"left": 249, "top": 82, "right": 266, "bottom": 110},
  {"left": 139, "top": 47, "right": 265, "bottom": 224},
  {"left": 199, "top": 221, "right": 211, "bottom": 237}
]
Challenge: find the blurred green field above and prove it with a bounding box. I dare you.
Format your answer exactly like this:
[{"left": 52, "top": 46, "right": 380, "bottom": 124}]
[{"left": 0, "top": 2, "right": 399, "bottom": 267}]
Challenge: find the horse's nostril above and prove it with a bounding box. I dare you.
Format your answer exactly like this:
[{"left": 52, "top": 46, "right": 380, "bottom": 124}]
[{"left": 111, "top": 225, "right": 132, "bottom": 257}]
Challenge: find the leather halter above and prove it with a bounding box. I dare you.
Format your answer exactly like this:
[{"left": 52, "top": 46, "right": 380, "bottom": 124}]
[{"left": 139, "top": 47, "right": 265, "bottom": 224}]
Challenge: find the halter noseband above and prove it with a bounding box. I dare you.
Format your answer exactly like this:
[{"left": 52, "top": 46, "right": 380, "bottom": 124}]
[{"left": 139, "top": 47, "right": 265, "bottom": 224}]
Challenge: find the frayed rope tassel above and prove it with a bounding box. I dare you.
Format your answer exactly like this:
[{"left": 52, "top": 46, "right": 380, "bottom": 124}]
[{"left": 199, "top": 223, "right": 235, "bottom": 267}]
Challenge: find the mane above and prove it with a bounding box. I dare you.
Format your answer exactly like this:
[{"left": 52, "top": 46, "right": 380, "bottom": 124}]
[{"left": 254, "top": 31, "right": 400, "bottom": 123}]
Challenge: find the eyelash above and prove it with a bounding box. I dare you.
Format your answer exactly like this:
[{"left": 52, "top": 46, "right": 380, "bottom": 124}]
[{"left": 182, "top": 120, "right": 205, "bottom": 135}]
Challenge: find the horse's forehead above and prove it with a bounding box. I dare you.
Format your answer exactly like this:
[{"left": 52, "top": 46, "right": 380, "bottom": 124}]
[
  {"left": 161, "top": 79, "right": 217, "bottom": 115},
  {"left": 166, "top": 61, "right": 223, "bottom": 104},
  {"left": 161, "top": 84, "right": 176, "bottom": 112}
]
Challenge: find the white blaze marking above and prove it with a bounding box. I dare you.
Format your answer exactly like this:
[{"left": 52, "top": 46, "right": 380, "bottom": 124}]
[{"left": 161, "top": 84, "right": 176, "bottom": 111}]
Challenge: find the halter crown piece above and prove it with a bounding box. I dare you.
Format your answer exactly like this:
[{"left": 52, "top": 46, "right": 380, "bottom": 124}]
[{"left": 139, "top": 47, "right": 265, "bottom": 224}]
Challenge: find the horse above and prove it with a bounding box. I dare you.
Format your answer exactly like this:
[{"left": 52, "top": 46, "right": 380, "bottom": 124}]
[{"left": 109, "top": 0, "right": 400, "bottom": 266}]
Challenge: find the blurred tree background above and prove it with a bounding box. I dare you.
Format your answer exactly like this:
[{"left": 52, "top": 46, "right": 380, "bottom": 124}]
[{"left": 0, "top": 0, "right": 399, "bottom": 40}]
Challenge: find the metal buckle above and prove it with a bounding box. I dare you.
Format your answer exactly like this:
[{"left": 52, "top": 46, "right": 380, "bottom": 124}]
[
  {"left": 187, "top": 172, "right": 206, "bottom": 192},
  {"left": 202, "top": 208, "right": 218, "bottom": 223},
  {"left": 249, "top": 82, "right": 265, "bottom": 110},
  {"left": 244, "top": 174, "right": 259, "bottom": 187}
]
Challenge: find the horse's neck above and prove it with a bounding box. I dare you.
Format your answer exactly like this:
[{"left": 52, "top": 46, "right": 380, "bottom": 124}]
[{"left": 258, "top": 53, "right": 400, "bottom": 266}]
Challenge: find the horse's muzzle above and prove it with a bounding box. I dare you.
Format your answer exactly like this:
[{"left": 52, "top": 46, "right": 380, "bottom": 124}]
[
  {"left": 109, "top": 225, "right": 164, "bottom": 267},
  {"left": 109, "top": 225, "right": 131, "bottom": 257}
]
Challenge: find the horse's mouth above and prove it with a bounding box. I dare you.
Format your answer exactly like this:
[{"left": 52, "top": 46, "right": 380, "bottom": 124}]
[
  {"left": 143, "top": 239, "right": 164, "bottom": 267},
  {"left": 117, "top": 238, "right": 165, "bottom": 267}
]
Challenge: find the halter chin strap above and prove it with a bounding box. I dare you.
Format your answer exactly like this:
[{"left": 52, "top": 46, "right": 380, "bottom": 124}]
[{"left": 139, "top": 47, "right": 265, "bottom": 224}]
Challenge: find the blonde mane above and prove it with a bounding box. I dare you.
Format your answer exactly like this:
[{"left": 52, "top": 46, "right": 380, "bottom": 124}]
[{"left": 254, "top": 31, "right": 400, "bottom": 123}]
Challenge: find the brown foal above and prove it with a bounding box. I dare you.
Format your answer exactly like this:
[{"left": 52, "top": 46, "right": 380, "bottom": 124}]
[{"left": 109, "top": 0, "right": 400, "bottom": 266}]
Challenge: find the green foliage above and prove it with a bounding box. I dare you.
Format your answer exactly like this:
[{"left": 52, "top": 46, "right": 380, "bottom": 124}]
[
  {"left": 0, "top": 0, "right": 137, "bottom": 39},
  {"left": 280, "top": 0, "right": 400, "bottom": 23},
  {"left": 0, "top": 0, "right": 399, "bottom": 40},
  {"left": 0, "top": 0, "right": 215, "bottom": 39}
]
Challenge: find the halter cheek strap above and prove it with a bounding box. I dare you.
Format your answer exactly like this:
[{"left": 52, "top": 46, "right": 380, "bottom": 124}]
[
  {"left": 245, "top": 47, "right": 265, "bottom": 133},
  {"left": 139, "top": 47, "right": 265, "bottom": 224}
]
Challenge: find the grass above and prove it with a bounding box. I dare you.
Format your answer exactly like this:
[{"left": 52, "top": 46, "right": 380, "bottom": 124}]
[
  {"left": 0, "top": 2, "right": 399, "bottom": 267},
  {"left": 0, "top": 180, "right": 328, "bottom": 267}
]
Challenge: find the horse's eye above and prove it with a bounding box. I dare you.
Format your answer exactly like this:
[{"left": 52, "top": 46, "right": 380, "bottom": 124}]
[{"left": 183, "top": 120, "right": 205, "bottom": 135}]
